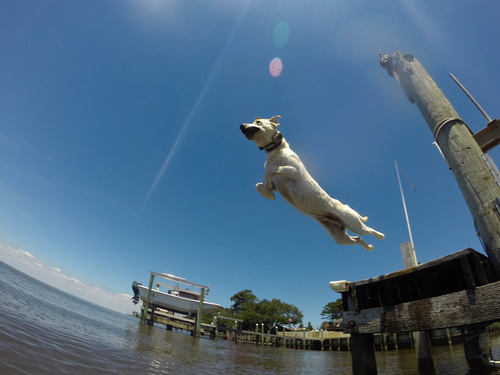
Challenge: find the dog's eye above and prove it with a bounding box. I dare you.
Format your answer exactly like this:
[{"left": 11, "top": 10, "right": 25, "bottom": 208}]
[{"left": 256, "top": 121, "right": 262, "bottom": 125}]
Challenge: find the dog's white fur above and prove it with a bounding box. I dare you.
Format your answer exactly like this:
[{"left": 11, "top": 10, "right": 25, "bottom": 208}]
[{"left": 240, "top": 116, "right": 384, "bottom": 251}]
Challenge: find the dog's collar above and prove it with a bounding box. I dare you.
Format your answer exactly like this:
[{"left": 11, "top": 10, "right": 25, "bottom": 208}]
[{"left": 259, "top": 132, "right": 283, "bottom": 153}]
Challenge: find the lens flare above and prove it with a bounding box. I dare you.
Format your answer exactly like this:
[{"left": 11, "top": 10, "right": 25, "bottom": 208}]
[
  {"left": 273, "top": 21, "right": 289, "bottom": 47},
  {"left": 269, "top": 58, "right": 283, "bottom": 77}
]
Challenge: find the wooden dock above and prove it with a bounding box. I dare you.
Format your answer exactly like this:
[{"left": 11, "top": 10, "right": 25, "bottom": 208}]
[
  {"left": 340, "top": 248, "right": 500, "bottom": 373},
  {"left": 141, "top": 304, "right": 495, "bottom": 353}
]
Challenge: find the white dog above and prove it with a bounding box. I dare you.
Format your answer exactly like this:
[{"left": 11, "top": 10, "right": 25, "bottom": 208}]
[{"left": 240, "top": 116, "right": 384, "bottom": 251}]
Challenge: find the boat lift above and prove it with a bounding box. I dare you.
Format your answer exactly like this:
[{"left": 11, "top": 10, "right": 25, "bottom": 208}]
[{"left": 141, "top": 272, "right": 211, "bottom": 337}]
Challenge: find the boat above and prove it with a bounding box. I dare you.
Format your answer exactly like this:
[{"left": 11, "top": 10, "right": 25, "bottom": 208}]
[{"left": 132, "top": 274, "right": 223, "bottom": 315}]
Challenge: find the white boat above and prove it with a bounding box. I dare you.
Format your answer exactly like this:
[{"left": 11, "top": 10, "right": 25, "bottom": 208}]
[{"left": 137, "top": 284, "right": 223, "bottom": 315}]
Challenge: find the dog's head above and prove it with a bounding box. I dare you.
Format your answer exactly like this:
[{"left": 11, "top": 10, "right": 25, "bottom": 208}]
[{"left": 240, "top": 116, "right": 281, "bottom": 148}]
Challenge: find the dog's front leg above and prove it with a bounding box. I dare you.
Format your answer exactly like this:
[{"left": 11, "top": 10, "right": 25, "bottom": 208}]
[
  {"left": 256, "top": 165, "right": 299, "bottom": 200},
  {"left": 256, "top": 181, "right": 276, "bottom": 200},
  {"left": 271, "top": 166, "right": 299, "bottom": 179}
]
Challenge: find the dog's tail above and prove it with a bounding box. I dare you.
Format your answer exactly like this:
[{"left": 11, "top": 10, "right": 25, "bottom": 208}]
[{"left": 360, "top": 215, "right": 368, "bottom": 223}]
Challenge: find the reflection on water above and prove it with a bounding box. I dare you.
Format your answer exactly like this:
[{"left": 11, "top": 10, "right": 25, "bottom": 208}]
[{"left": 1, "top": 261, "right": 500, "bottom": 374}]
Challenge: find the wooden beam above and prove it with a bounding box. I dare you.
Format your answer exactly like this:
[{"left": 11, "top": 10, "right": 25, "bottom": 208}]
[
  {"left": 217, "top": 315, "right": 244, "bottom": 323},
  {"left": 473, "top": 119, "right": 500, "bottom": 153},
  {"left": 349, "top": 248, "right": 480, "bottom": 288},
  {"left": 343, "top": 280, "right": 500, "bottom": 334}
]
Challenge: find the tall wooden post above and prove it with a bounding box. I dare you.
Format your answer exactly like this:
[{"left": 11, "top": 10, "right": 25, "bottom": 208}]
[
  {"left": 347, "top": 289, "right": 378, "bottom": 374},
  {"left": 351, "top": 333, "right": 377, "bottom": 375},
  {"left": 381, "top": 51, "right": 500, "bottom": 277},
  {"left": 141, "top": 273, "right": 155, "bottom": 324},
  {"left": 462, "top": 323, "right": 493, "bottom": 371},
  {"left": 195, "top": 287, "right": 205, "bottom": 338},
  {"left": 382, "top": 51, "right": 497, "bottom": 371}
]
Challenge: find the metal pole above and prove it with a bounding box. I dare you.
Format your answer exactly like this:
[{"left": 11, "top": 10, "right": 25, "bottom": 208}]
[
  {"left": 395, "top": 161, "right": 415, "bottom": 251},
  {"left": 450, "top": 73, "right": 492, "bottom": 122}
]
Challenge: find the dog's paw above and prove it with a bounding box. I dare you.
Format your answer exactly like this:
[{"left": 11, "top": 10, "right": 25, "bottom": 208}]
[
  {"left": 365, "top": 244, "right": 374, "bottom": 251},
  {"left": 256, "top": 183, "right": 276, "bottom": 200}
]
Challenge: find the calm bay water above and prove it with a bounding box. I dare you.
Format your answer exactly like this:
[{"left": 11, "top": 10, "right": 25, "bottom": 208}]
[{"left": 1, "top": 261, "right": 499, "bottom": 374}]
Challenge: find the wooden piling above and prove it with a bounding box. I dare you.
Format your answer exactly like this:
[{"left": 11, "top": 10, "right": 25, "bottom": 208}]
[
  {"left": 463, "top": 323, "right": 493, "bottom": 372},
  {"left": 417, "top": 331, "right": 434, "bottom": 373},
  {"left": 381, "top": 51, "right": 500, "bottom": 372},
  {"left": 141, "top": 273, "right": 155, "bottom": 324},
  {"left": 384, "top": 51, "right": 500, "bottom": 277},
  {"left": 194, "top": 287, "right": 205, "bottom": 338},
  {"left": 401, "top": 241, "right": 435, "bottom": 372},
  {"left": 351, "top": 333, "right": 377, "bottom": 375}
]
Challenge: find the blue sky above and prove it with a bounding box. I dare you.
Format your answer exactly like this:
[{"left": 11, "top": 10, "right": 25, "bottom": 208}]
[{"left": 1, "top": 0, "right": 499, "bottom": 329}]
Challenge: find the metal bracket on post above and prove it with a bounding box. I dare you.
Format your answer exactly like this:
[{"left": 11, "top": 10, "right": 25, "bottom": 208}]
[
  {"left": 494, "top": 198, "right": 500, "bottom": 217},
  {"left": 482, "top": 154, "right": 500, "bottom": 189}
]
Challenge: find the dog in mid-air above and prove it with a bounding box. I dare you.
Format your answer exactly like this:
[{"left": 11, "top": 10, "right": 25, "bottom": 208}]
[{"left": 240, "top": 115, "right": 384, "bottom": 251}]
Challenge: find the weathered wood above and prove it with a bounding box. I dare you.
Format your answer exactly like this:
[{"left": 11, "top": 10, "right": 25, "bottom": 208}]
[
  {"left": 141, "top": 273, "right": 155, "bottom": 324},
  {"left": 417, "top": 332, "right": 435, "bottom": 373},
  {"left": 385, "top": 51, "right": 500, "bottom": 277},
  {"left": 217, "top": 315, "right": 244, "bottom": 322},
  {"left": 463, "top": 323, "right": 493, "bottom": 371},
  {"left": 399, "top": 240, "right": 435, "bottom": 374},
  {"left": 350, "top": 248, "right": 481, "bottom": 288},
  {"left": 147, "top": 304, "right": 156, "bottom": 326},
  {"left": 344, "top": 280, "right": 500, "bottom": 334},
  {"left": 474, "top": 119, "right": 500, "bottom": 153},
  {"left": 195, "top": 287, "right": 205, "bottom": 338},
  {"left": 351, "top": 333, "right": 377, "bottom": 375},
  {"left": 400, "top": 242, "right": 417, "bottom": 269}
]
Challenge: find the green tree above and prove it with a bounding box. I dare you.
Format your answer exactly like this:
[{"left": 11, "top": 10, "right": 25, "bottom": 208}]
[
  {"left": 227, "top": 290, "right": 303, "bottom": 332},
  {"left": 231, "top": 289, "right": 258, "bottom": 312},
  {"left": 321, "top": 299, "right": 343, "bottom": 323},
  {"left": 255, "top": 299, "right": 303, "bottom": 332}
]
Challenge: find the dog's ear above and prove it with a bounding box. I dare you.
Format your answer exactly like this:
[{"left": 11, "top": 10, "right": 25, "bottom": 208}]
[{"left": 270, "top": 115, "right": 281, "bottom": 126}]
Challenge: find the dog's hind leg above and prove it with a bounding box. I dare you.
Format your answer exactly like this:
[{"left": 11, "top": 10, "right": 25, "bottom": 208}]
[
  {"left": 318, "top": 219, "right": 375, "bottom": 251},
  {"left": 346, "top": 222, "right": 385, "bottom": 240},
  {"left": 356, "top": 224, "right": 385, "bottom": 240},
  {"left": 342, "top": 205, "right": 384, "bottom": 240}
]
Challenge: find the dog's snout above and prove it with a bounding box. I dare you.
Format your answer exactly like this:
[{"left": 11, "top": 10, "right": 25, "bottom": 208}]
[{"left": 240, "top": 124, "right": 260, "bottom": 137}]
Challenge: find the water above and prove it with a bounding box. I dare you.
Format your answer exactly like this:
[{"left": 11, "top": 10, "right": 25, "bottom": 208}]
[{"left": 0, "top": 261, "right": 499, "bottom": 375}]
